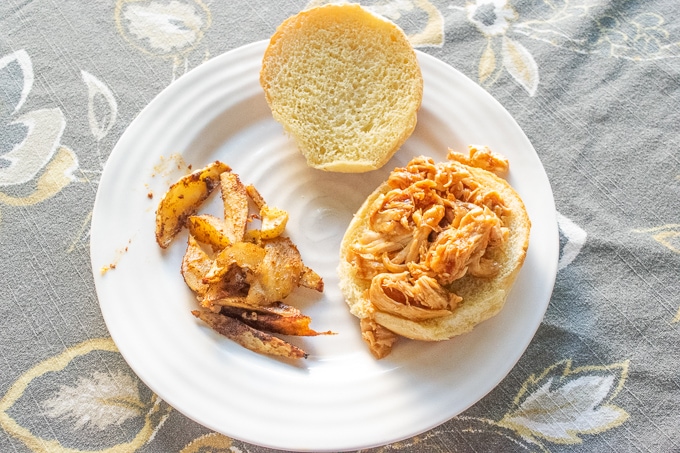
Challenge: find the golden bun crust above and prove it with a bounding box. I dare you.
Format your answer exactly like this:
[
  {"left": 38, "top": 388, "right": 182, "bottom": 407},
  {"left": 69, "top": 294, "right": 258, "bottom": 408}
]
[
  {"left": 338, "top": 158, "right": 531, "bottom": 342},
  {"left": 260, "top": 3, "right": 423, "bottom": 173}
]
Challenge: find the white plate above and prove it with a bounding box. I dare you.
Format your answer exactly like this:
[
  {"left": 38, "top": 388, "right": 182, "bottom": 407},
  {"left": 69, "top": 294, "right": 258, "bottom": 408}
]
[{"left": 91, "top": 40, "right": 558, "bottom": 452}]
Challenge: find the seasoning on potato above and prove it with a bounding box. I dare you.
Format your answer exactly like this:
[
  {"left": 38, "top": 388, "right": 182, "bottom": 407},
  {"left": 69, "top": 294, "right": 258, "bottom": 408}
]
[{"left": 155, "top": 161, "right": 330, "bottom": 359}]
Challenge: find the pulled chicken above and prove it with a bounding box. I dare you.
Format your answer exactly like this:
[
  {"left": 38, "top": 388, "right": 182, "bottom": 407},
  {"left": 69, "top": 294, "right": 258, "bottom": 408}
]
[{"left": 347, "top": 152, "right": 511, "bottom": 356}]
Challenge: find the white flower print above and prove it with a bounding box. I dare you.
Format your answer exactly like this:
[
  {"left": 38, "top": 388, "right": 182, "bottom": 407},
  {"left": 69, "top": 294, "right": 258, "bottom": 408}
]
[{"left": 467, "top": 0, "right": 516, "bottom": 36}]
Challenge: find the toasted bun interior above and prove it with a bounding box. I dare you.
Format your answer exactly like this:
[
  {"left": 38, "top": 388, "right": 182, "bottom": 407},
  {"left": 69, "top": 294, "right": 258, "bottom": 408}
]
[{"left": 260, "top": 3, "right": 423, "bottom": 172}]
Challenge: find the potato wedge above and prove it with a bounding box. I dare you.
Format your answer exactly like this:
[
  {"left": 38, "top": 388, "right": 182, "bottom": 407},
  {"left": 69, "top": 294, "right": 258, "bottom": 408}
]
[
  {"left": 201, "top": 237, "right": 323, "bottom": 308},
  {"left": 157, "top": 163, "right": 327, "bottom": 361},
  {"left": 220, "top": 172, "right": 249, "bottom": 244},
  {"left": 155, "top": 161, "right": 231, "bottom": 248},
  {"left": 192, "top": 309, "right": 308, "bottom": 359},
  {"left": 201, "top": 282, "right": 247, "bottom": 310},
  {"left": 187, "top": 214, "right": 232, "bottom": 251},
  {"left": 259, "top": 205, "right": 289, "bottom": 239},
  {"left": 203, "top": 241, "right": 266, "bottom": 284},
  {"left": 220, "top": 303, "right": 332, "bottom": 336},
  {"left": 245, "top": 237, "right": 304, "bottom": 305},
  {"left": 300, "top": 266, "right": 324, "bottom": 292},
  {"left": 181, "top": 234, "right": 213, "bottom": 297},
  {"left": 245, "top": 184, "right": 266, "bottom": 209},
  {"left": 244, "top": 184, "right": 289, "bottom": 240}
]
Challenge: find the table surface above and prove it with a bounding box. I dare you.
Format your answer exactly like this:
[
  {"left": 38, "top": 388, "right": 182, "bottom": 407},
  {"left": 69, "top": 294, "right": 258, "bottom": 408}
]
[{"left": 1, "top": 1, "right": 679, "bottom": 452}]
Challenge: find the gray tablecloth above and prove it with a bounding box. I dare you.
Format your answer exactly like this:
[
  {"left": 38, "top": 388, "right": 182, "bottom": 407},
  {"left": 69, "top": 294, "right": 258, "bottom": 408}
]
[{"left": 1, "top": 1, "right": 679, "bottom": 452}]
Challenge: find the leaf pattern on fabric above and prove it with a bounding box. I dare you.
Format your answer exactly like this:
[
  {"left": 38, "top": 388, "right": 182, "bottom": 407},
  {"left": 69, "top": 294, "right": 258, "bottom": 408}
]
[
  {"left": 633, "top": 224, "right": 680, "bottom": 255},
  {"left": 514, "top": 1, "right": 680, "bottom": 60},
  {"left": 454, "top": 0, "right": 680, "bottom": 95},
  {"left": 410, "top": 0, "right": 445, "bottom": 47},
  {"left": 632, "top": 224, "right": 680, "bottom": 322},
  {"left": 0, "top": 145, "right": 77, "bottom": 206},
  {"left": 498, "top": 360, "right": 630, "bottom": 444},
  {"left": 479, "top": 40, "right": 497, "bottom": 82},
  {"left": 42, "top": 370, "right": 144, "bottom": 430},
  {"left": 0, "top": 338, "right": 173, "bottom": 452},
  {"left": 502, "top": 35, "right": 539, "bottom": 96},
  {"left": 381, "top": 359, "right": 631, "bottom": 451},
  {"left": 459, "top": 0, "right": 540, "bottom": 95},
  {"left": 0, "top": 49, "right": 77, "bottom": 210},
  {"left": 466, "top": 0, "right": 516, "bottom": 36},
  {"left": 0, "top": 49, "right": 33, "bottom": 118},
  {"left": 0, "top": 108, "right": 66, "bottom": 186},
  {"left": 557, "top": 212, "right": 587, "bottom": 271},
  {"left": 82, "top": 71, "right": 118, "bottom": 141},
  {"left": 181, "top": 432, "right": 234, "bottom": 452}
]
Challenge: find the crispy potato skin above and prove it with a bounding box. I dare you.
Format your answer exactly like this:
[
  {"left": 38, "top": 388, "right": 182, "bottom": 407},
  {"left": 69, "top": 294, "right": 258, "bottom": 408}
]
[
  {"left": 300, "top": 266, "right": 324, "bottom": 292},
  {"left": 155, "top": 161, "right": 231, "bottom": 248},
  {"left": 192, "top": 309, "right": 308, "bottom": 359},
  {"left": 220, "top": 303, "right": 333, "bottom": 336}
]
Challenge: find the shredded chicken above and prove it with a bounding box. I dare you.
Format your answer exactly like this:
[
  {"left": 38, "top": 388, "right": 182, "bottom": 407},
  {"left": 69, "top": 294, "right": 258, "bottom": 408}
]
[
  {"left": 370, "top": 272, "right": 460, "bottom": 320},
  {"left": 360, "top": 317, "right": 398, "bottom": 359},
  {"left": 447, "top": 145, "right": 509, "bottom": 176},
  {"left": 348, "top": 151, "right": 511, "bottom": 356}
]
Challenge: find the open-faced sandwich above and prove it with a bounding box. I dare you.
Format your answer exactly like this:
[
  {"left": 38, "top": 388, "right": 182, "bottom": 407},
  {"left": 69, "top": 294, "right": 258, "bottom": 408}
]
[{"left": 338, "top": 146, "right": 531, "bottom": 358}]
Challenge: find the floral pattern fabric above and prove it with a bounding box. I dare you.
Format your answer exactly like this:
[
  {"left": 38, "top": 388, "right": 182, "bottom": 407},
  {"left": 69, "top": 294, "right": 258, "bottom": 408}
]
[{"left": 1, "top": 0, "right": 679, "bottom": 452}]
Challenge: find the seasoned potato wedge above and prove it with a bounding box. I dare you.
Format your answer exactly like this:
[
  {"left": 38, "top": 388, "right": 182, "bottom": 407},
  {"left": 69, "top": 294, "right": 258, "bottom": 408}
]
[
  {"left": 244, "top": 184, "right": 289, "bottom": 240},
  {"left": 245, "top": 184, "right": 266, "bottom": 209},
  {"left": 157, "top": 161, "right": 326, "bottom": 360},
  {"left": 259, "top": 205, "right": 289, "bottom": 239},
  {"left": 181, "top": 234, "right": 213, "bottom": 297},
  {"left": 220, "top": 303, "right": 332, "bottom": 336},
  {"left": 192, "top": 309, "right": 308, "bottom": 359},
  {"left": 300, "top": 266, "right": 324, "bottom": 292},
  {"left": 245, "top": 237, "right": 304, "bottom": 305},
  {"left": 187, "top": 214, "right": 232, "bottom": 251},
  {"left": 201, "top": 283, "right": 248, "bottom": 312},
  {"left": 203, "top": 242, "right": 266, "bottom": 284},
  {"left": 220, "top": 172, "right": 249, "bottom": 243},
  {"left": 201, "top": 237, "right": 324, "bottom": 308},
  {"left": 155, "top": 161, "right": 231, "bottom": 248}
]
